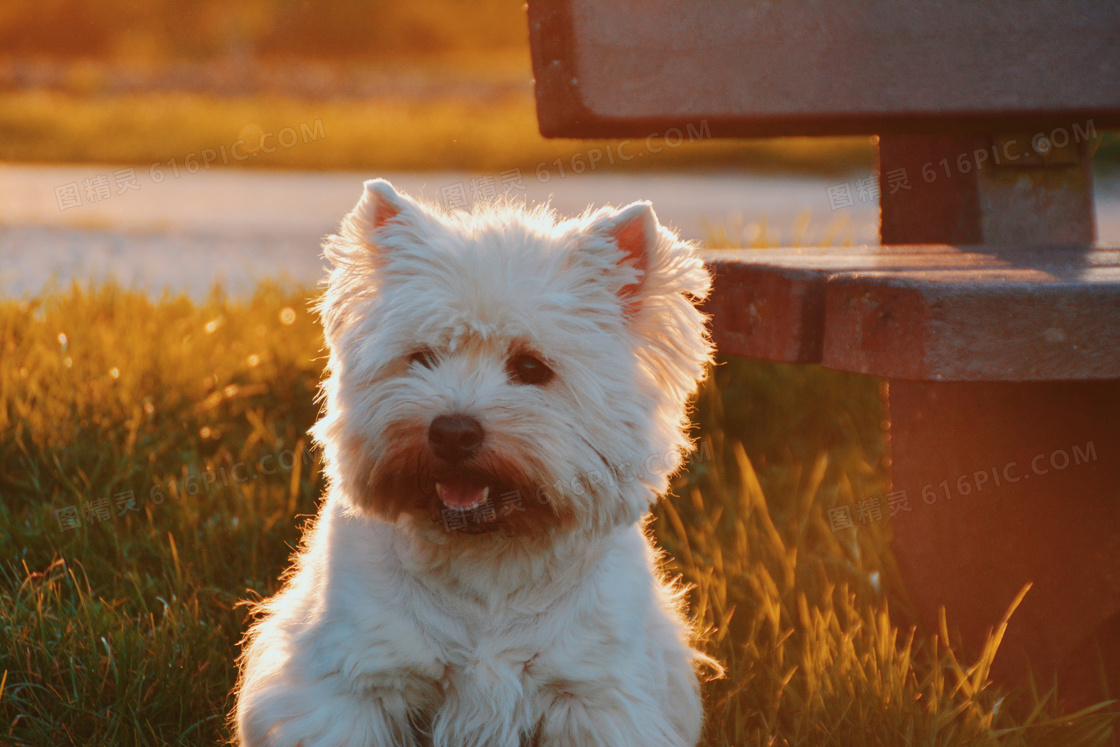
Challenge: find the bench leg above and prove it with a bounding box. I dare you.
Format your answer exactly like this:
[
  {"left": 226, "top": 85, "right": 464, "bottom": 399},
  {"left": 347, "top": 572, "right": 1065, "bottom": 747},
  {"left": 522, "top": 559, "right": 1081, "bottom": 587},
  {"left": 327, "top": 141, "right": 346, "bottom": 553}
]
[{"left": 888, "top": 378, "right": 1120, "bottom": 705}]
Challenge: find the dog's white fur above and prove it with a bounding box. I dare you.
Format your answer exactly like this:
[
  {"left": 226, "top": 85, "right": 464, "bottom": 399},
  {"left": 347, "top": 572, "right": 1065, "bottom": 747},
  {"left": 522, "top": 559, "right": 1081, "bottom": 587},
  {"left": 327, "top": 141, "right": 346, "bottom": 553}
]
[{"left": 234, "top": 180, "right": 716, "bottom": 746}]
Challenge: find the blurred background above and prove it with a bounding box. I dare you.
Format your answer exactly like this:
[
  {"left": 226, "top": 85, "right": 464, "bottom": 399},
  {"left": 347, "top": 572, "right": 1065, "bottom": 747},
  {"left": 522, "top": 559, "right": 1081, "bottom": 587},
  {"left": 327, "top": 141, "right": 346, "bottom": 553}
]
[
  {"left": 0, "top": 0, "right": 871, "bottom": 171},
  {"left": 0, "top": 0, "right": 1115, "bottom": 295},
  {"left": 1, "top": 0, "right": 1117, "bottom": 296}
]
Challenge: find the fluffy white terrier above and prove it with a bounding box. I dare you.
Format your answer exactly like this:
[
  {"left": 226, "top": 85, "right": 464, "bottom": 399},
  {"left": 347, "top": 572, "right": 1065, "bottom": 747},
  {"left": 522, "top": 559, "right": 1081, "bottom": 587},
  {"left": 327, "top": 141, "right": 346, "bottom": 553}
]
[{"left": 234, "top": 179, "right": 716, "bottom": 746}]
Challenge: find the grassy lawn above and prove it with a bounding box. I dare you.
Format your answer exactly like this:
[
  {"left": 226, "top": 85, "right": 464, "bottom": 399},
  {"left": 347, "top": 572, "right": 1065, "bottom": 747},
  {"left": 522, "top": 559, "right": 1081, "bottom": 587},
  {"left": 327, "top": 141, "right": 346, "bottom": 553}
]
[
  {"left": 1, "top": 284, "right": 1116, "bottom": 745},
  {"left": 0, "top": 88, "right": 876, "bottom": 176},
  {"left": 0, "top": 0, "right": 870, "bottom": 175},
  {"left": 6, "top": 71, "right": 1115, "bottom": 179}
]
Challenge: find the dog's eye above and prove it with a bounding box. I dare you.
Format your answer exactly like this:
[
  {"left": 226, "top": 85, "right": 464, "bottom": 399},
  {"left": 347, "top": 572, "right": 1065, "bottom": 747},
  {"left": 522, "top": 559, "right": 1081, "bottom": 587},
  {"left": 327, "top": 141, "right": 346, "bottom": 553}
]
[
  {"left": 506, "top": 353, "right": 553, "bottom": 386},
  {"left": 409, "top": 349, "right": 437, "bottom": 369}
]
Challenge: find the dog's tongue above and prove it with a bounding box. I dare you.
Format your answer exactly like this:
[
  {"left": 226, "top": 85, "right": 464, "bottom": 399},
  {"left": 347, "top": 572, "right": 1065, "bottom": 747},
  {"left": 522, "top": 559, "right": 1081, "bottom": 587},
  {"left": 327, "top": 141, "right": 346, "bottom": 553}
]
[{"left": 436, "top": 480, "right": 490, "bottom": 509}]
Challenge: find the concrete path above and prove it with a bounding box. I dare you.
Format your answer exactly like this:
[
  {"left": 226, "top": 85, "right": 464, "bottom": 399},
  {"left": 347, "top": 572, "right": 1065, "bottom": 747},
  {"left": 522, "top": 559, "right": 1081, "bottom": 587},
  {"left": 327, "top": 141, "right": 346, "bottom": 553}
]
[{"left": 2, "top": 163, "right": 1117, "bottom": 297}]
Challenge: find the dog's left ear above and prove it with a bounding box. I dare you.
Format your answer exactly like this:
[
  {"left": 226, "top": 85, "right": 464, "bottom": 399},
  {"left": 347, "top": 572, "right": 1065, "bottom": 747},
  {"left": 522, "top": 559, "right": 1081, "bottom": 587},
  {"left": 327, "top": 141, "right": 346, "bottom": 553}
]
[{"left": 583, "top": 201, "right": 659, "bottom": 304}]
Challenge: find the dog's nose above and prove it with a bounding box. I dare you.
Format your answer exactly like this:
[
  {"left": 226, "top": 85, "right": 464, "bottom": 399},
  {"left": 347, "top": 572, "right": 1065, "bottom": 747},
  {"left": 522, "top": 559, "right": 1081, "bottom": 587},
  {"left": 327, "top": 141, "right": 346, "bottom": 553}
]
[{"left": 428, "top": 415, "right": 485, "bottom": 462}]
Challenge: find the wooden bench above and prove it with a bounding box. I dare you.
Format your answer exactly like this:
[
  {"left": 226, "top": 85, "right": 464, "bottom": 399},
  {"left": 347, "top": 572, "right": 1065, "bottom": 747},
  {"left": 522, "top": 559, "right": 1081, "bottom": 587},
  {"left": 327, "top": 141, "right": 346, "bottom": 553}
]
[{"left": 527, "top": 0, "right": 1120, "bottom": 705}]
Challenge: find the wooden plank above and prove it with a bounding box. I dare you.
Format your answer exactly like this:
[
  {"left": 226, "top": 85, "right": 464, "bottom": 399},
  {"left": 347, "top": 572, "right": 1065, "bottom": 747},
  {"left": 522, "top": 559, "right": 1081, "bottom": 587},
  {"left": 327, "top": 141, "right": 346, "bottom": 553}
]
[
  {"left": 702, "top": 245, "right": 1120, "bottom": 380},
  {"left": 528, "top": 0, "right": 1120, "bottom": 137}
]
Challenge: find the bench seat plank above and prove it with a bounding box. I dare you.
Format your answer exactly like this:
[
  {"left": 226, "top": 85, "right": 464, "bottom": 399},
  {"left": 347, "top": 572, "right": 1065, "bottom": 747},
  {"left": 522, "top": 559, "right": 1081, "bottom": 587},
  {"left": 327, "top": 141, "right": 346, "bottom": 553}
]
[{"left": 703, "top": 245, "right": 1120, "bottom": 380}]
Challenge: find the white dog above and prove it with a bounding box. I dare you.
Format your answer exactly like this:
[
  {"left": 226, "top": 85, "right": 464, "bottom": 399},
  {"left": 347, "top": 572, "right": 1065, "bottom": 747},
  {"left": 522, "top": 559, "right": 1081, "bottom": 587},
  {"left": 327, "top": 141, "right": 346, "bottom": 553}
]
[{"left": 234, "top": 180, "right": 717, "bottom": 746}]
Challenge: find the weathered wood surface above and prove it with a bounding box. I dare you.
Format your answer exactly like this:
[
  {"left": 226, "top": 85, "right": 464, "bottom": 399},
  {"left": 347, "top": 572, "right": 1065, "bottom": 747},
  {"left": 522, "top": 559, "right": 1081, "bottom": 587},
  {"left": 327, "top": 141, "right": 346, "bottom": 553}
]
[
  {"left": 887, "top": 378, "right": 1120, "bottom": 702},
  {"left": 528, "top": 0, "right": 1120, "bottom": 137},
  {"left": 702, "top": 246, "right": 1120, "bottom": 381}
]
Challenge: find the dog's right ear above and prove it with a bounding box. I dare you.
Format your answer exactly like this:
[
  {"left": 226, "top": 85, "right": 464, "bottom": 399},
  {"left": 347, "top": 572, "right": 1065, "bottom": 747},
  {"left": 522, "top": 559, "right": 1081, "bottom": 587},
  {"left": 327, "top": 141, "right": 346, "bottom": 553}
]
[
  {"left": 328, "top": 179, "right": 427, "bottom": 266},
  {"left": 360, "top": 179, "right": 417, "bottom": 229},
  {"left": 320, "top": 181, "right": 425, "bottom": 343}
]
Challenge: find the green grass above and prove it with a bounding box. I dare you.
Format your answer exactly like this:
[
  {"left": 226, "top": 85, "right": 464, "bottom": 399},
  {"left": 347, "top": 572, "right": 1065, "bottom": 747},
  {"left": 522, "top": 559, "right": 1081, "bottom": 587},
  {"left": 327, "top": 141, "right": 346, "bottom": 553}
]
[{"left": 1, "top": 285, "right": 1116, "bottom": 745}]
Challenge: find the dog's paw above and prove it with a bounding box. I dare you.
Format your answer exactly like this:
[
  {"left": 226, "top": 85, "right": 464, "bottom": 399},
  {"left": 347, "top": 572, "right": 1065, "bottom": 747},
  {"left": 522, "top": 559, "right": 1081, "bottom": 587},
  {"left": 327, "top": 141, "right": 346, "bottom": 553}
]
[
  {"left": 238, "top": 684, "right": 419, "bottom": 747},
  {"left": 427, "top": 660, "right": 536, "bottom": 747},
  {"left": 536, "top": 690, "right": 692, "bottom": 747}
]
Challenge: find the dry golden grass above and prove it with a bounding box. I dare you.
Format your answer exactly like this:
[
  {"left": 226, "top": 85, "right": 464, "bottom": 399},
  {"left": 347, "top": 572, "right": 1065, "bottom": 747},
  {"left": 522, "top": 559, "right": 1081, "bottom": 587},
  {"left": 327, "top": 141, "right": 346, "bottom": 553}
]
[{"left": 0, "top": 284, "right": 1114, "bottom": 744}]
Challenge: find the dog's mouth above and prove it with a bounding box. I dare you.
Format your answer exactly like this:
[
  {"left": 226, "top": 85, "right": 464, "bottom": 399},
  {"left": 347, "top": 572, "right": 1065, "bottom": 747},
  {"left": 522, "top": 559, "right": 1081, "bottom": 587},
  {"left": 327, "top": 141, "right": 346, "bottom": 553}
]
[
  {"left": 434, "top": 478, "right": 490, "bottom": 510},
  {"left": 422, "top": 466, "right": 553, "bottom": 535},
  {"left": 366, "top": 450, "right": 574, "bottom": 537}
]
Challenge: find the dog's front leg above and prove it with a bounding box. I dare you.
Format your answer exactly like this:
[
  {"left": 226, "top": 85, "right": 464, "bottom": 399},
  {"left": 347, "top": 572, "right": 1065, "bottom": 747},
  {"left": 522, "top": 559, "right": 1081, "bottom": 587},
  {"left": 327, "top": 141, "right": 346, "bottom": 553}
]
[
  {"left": 535, "top": 686, "right": 691, "bottom": 747},
  {"left": 428, "top": 658, "right": 538, "bottom": 747},
  {"left": 238, "top": 676, "right": 421, "bottom": 747}
]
